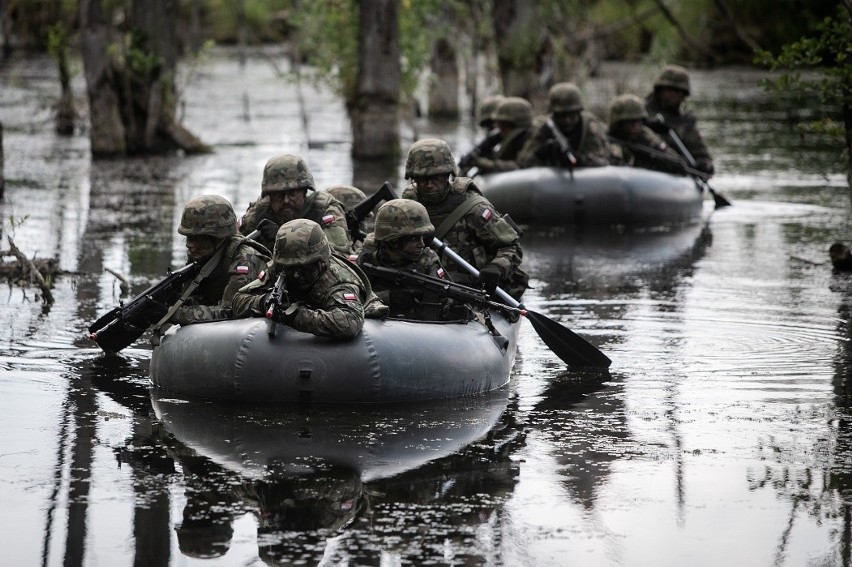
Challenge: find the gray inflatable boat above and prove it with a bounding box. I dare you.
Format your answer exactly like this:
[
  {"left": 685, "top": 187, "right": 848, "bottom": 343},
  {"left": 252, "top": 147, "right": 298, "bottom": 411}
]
[
  {"left": 480, "top": 165, "right": 703, "bottom": 226},
  {"left": 150, "top": 314, "right": 519, "bottom": 404}
]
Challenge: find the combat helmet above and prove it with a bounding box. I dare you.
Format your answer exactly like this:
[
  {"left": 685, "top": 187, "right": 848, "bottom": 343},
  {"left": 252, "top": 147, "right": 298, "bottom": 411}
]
[
  {"left": 653, "top": 65, "right": 691, "bottom": 96},
  {"left": 477, "top": 95, "right": 504, "bottom": 127},
  {"left": 261, "top": 154, "right": 316, "bottom": 196},
  {"left": 404, "top": 138, "right": 458, "bottom": 179},
  {"left": 548, "top": 82, "right": 584, "bottom": 113},
  {"left": 493, "top": 96, "right": 533, "bottom": 129},
  {"left": 326, "top": 185, "right": 366, "bottom": 211},
  {"left": 608, "top": 94, "right": 648, "bottom": 124},
  {"left": 177, "top": 195, "right": 237, "bottom": 239},
  {"left": 373, "top": 199, "right": 435, "bottom": 243},
  {"left": 272, "top": 219, "right": 331, "bottom": 268}
]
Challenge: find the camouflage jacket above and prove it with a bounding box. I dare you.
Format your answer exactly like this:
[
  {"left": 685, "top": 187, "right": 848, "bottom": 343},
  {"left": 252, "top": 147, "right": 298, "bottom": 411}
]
[
  {"left": 646, "top": 94, "right": 714, "bottom": 176},
  {"left": 518, "top": 112, "right": 612, "bottom": 168},
  {"left": 171, "top": 236, "right": 270, "bottom": 325},
  {"left": 354, "top": 233, "right": 449, "bottom": 304},
  {"left": 231, "top": 255, "right": 384, "bottom": 339},
  {"left": 608, "top": 125, "right": 685, "bottom": 174},
  {"left": 239, "top": 191, "right": 352, "bottom": 255},
  {"left": 469, "top": 126, "right": 531, "bottom": 174},
  {"left": 402, "top": 177, "right": 528, "bottom": 299}
]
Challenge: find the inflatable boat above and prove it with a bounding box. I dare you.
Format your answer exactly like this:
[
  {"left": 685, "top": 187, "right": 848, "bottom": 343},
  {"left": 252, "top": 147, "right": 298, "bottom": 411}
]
[
  {"left": 479, "top": 165, "right": 704, "bottom": 227},
  {"left": 149, "top": 313, "right": 519, "bottom": 404}
]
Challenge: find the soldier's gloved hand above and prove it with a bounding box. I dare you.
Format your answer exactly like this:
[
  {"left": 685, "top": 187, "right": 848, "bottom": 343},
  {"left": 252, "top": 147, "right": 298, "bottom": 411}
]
[
  {"left": 644, "top": 117, "right": 669, "bottom": 134},
  {"left": 477, "top": 264, "right": 503, "bottom": 295},
  {"left": 273, "top": 302, "right": 302, "bottom": 326},
  {"left": 257, "top": 219, "right": 280, "bottom": 242}
]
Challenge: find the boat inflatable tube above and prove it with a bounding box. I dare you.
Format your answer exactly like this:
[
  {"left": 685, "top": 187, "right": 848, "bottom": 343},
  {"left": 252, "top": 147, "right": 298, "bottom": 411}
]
[
  {"left": 480, "top": 165, "right": 703, "bottom": 226},
  {"left": 150, "top": 315, "right": 519, "bottom": 403}
]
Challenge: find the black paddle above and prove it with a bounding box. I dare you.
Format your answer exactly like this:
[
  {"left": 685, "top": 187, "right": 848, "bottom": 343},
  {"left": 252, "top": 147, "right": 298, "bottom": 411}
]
[
  {"left": 650, "top": 114, "right": 732, "bottom": 209},
  {"left": 430, "top": 237, "right": 612, "bottom": 368}
]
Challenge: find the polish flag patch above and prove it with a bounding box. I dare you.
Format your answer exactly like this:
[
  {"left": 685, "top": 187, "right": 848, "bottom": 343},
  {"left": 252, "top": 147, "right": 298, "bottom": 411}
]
[
  {"left": 343, "top": 292, "right": 358, "bottom": 301},
  {"left": 322, "top": 214, "right": 336, "bottom": 225},
  {"left": 437, "top": 268, "right": 446, "bottom": 279},
  {"left": 258, "top": 270, "right": 267, "bottom": 281},
  {"left": 235, "top": 265, "right": 250, "bottom": 274},
  {"left": 348, "top": 254, "right": 359, "bottom": 262},
  {"left": 480, "top": 209, "right": 493, "bottom": 221}
]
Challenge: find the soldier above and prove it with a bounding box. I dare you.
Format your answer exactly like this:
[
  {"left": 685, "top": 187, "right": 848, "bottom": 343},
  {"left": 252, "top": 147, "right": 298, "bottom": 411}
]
[
  {"left": 518, "top": 82, "right": 611, "bottom": 169},
  {"left": 645, "top": 64, "right": 715, "bottom": 176},
  {"left": 239, "top": 154, "right": 353, "bottom": 256},
  {"left": 355, "top": 199, "right": 455, "bottom": 318},
  {"left": 326, "top": 184, "right": 375, "bottom": 241},
  {"left": 607, "top": 94, "right": 686, "bottom": 175},
  {"left": 401, "top": 138, "right": 528, "bottom": 300},
  {"left": 464, "top": 96, "right": 534, "bottom": 175},
  {"left": 458, "top": 94, "right": 504, "bottom": 176},
  {"left": 232, "top": 219, "right": 385, "bottom": 339},
  {"left": 169, "top": 195, "right": 270, "bottom": 326}
]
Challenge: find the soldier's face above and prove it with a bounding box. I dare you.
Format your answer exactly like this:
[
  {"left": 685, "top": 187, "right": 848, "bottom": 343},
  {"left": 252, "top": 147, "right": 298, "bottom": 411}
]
[
  {"left": 286, "top": 260, "right": 326, "bottom": 290},
  {"left": 270, "top": 189, "right": 307, "bottom": 220},
  {"left": 185, "top": 234, "right": 219, "bottom": 262},
  {"left": 553, "top": 111, "right": 581, "bottom": 132},
  {"left": 413, "top": 175, "right": 450, "bottom": 203},
  {"left": 623, "top": 119, "right": 643, "bottom": 137},
  {"left": 388, "top": 235, "right": 425, "bottom": 262},
  {"left": 658, "top": 87, "right": 685, "bottom": 111}
]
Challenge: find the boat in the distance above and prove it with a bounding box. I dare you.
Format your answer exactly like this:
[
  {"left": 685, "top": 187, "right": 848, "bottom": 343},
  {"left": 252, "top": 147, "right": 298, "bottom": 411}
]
[{"left": 479, "top": 165, "right": 704, "bottom": 227}]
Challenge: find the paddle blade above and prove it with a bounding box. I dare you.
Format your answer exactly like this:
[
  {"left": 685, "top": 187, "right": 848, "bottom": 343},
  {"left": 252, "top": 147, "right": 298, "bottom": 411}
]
[
  {"left": 710, "top": 189, "right": 732, "bottom": 209},
  {"left": 525, "top": 309, "right": 612, "bottom": 368}
]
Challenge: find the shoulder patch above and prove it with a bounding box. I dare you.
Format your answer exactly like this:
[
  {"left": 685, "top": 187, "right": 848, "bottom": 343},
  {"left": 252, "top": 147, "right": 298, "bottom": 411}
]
[
  {"left": 480, "top": 208, "right": 493, "bottom": 222},
  {"left": 322, "top": 213, "right": 336, "bottom": 225},
  {"left": 342, "top": 292, "right": 358, "bottom": 301},
  {"left": 235, "top": 265, "right": 250, "bottom": 275},
  {"left": 437, "top": 268, "right": 446, "bottom": 279},
  {"left": 258, "top": 270, "right": 267, "bottom": 282}
]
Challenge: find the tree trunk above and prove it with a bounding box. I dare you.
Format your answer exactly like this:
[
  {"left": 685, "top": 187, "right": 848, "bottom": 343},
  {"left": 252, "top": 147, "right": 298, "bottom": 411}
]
[
  {"left": 350, "top": 0, "right": 400, "bottom": 160},
  {"left": 845, "top": 101, "right": 852, "bottom": 208},
  {"left": 79, "top": 0, "right": 209, "bottom": 158},
  {"left": 428, "top": 38, "right": 459, "bottom": 118},
  {"left": 491, "top": 0, "right": 547, "bottom": 103},
  {"left": 0, "top": 122, "right": 4, "bottom": 199}
]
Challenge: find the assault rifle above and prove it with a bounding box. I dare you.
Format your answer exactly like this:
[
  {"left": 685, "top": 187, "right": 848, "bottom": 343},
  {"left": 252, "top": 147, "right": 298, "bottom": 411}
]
[
  {"left": 458, "top": 131, "right": 502, "bottom": 174},
  {"left": 88, "top": 262, "right": 199, "bottom": 353},
  {"left": 345, "top": 181, "right": 397, "bottom": 242},
  {"left": 88, "top": 225, "right": 264, "bottom": 353},
  {"left": 544, "top": 117, "right": 577, "bottom": 178},
  {"left": 263, "top": 272, "right": 289, "bottom": 337},
  {"left": 359, "top": 261, "right": 523, "bottom": 319}
]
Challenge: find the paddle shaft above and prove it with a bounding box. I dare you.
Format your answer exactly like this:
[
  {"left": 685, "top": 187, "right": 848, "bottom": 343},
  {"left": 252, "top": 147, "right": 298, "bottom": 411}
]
[{"left": 429, "top": 236, "right": 612, "bottom": 368}]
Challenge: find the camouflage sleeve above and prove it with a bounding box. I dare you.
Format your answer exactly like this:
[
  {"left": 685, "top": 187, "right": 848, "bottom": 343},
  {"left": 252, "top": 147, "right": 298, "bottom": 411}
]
[
  {"left": 320, "top": 199, "right": 354, "bottom": 255},
  {"left": 287, "top": 283, "right": 365, "bottom": 339},
  {"left": 172, "top": 248, "right": 270, "bottom": 325},
  {"left": 674, "top": 116, "right": 714, "bottom": 175},
  {"left": 230, "top": 273, "right": 272, "bottom": 319},
  {"left": 516, "top": 122, "right": 551, "bottom": 168},
  {"left": 239, "top": 199, "right": 277, "bottom": 251},
  {"left": 465, "top": 202, "right": 522, "bottom": 279},
  {"left": 400, "top": 184, "right": 418, "bottom": 200},
  {"left": 577, "top": 119, "right": 612, "bottom": 167}
]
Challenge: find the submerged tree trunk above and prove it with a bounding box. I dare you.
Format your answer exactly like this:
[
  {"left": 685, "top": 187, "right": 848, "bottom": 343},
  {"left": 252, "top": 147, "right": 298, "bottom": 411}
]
[
  {"left": 350, "top": 0, "right": 400, "bottom": 160},
  {"left": 428, "top": 38, "right": 459, "bottom": 119},
  {"left": 491, "top": 0, "right": 547, "bottom": 103},
  {"left": 79, "top": 0, "right": 209, "bottom": 158}
]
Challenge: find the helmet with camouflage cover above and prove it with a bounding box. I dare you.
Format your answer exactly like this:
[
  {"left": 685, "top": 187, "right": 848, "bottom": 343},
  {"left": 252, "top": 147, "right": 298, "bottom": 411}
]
[
  {"left": 477, "top": 95, "right": 504, "bottom": 127},
  {"left": 373, "top": 199, "right": 434, "bottom": 242},
  {"left": 177, "top": 195, "right": 237, "bottom": 239},
  {"left": 608, "top": 94, "right": 648, "bottom": 124},
  {"left": 548, "top": 82, "right": 584, "bottom": 113},
  {"left": 404, "top": 138, "right": 459, "bottom": 179},
  {"left": 493, "top": 96, "right": 533, "bottom": 128},
  {"left": 653, "top": 65, "right": 691, "bottom": 96},
  {"left": 261, "top": 154, "right": 316, "bottom": 196},
  {"left": 326, "top": 185, "right": 366, "bottom": 211},
  {"left": 272, "top": 219, "right": 331, "bottom": 268}
]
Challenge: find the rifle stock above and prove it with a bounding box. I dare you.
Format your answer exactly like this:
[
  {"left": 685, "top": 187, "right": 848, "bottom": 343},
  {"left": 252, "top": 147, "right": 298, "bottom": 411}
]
[{"left": 345, "top": 181, "right": 397, "bottom": 242}]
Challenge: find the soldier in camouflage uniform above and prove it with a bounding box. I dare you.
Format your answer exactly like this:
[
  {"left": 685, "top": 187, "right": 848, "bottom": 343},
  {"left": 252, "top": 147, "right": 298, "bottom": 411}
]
[
  {"left": 645, "top": 65, "right": 715, "bottom": 176},
  {"left": 170, "top": 195, "right": 270, "bottom": 326},
  {"left": 326, "top": 184, "right": 375, "bottom": 243},
  {"left": 232, "top": 219, "right": 385, "bottom": 339},
  {"left": 464, "top": 96, "right": 534, "bottom": 174},
  {"left": 401, "top": 138, "right": 528, "bottom": 300},
  {"left": 607, "top": 94, "right": 686, "bottom": 174},
  {"left": 458, "top": 95, "right": 504, "bottom": 177},
  {"left": 239, "top": 154, "right": 353, "bottom": 256},
  {"left": 354, "top": 199, "right": 452, "bottom": 317},
  {"left": 518, "top": 82, "right": 611, "bottom": 169}
]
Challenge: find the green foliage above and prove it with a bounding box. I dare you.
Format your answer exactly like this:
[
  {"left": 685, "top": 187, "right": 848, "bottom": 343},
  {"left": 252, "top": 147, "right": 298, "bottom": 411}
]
[
  {"left": 204, "top": 0, "right": 293, "bottom": 43},
  {"left": 755, "top": 5, "right": 852, "bottom": 119}
]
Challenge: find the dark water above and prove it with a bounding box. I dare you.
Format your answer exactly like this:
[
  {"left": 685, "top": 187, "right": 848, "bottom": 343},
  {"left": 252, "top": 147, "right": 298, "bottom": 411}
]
[{"left": 1, "top": 47, "right": 850, "bottom": 566}]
